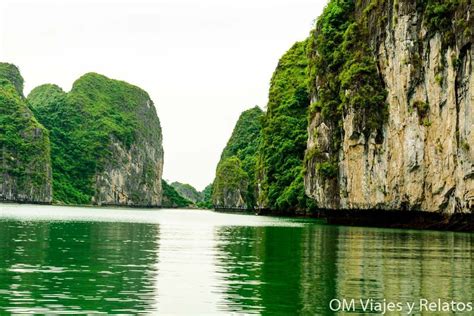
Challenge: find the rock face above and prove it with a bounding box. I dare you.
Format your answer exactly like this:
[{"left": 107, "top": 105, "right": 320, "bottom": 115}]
[
  {"left": 28, "top": 73, "right": 164, "bottom": 206},
  {"left": 212, "top": 106, "right": 263, "bottom": 210},
  {"left": 94, "top": 135, "right": 163, "bottom": 207},
  {"left": 0, "top": 63, "right": 52, "bottom": 203},
  {"left": 305, "top": 0, "right": 473, "bottom": 213}
]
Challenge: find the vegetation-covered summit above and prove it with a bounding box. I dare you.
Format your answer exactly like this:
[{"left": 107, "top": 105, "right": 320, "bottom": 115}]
[
  {"left": 0, "top": 63, "right": 24, "bottom": 97},
  {"left": 28, "top": 73, "right": 164, "bottom": 206}
]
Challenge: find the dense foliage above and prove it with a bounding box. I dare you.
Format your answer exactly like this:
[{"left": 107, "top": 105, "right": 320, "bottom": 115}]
[
  {"left": 0, "top": 65, "right": 50, "bottom": 192},
  {"left": 28, "top": 73, "right": 156, "bottom": 204},
  {"left": 0, "top": 63, "right": 24, "bottom": 97},
  {"left": 212, "top": 157, "right": 249, "bottom": 208},
  {"left": 28, "top": 84, "right": 81, "bottom": 203},
  {"left": 256, "top": 40, "right": 312, "bottom": 213},
  {"left": 220, "top": 106, "right": 263, "bottom": 177},
  {"left": 167, "top": 181, "right": 213, "bottom": 209},
  {"left": 306, "top": 0, "right": 387, "bottom": 178},
  {"left": 213, "top": 107, "right": 263, "bottom": 209},
  {"left": 197, "top": 183, "right": 213, "bottom": 209},
  {"left": 423, "top": 0, "right": 472, "bottom": 47},
  {"left": 161, "top": 180, "right": 192, "bottom": 208}
]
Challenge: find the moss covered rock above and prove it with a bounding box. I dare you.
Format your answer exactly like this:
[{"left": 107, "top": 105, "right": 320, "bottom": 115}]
[
  {"left": 0, "top": 63, "right": 24, "bottom": 97},
  {"left": 212, "top": 106, "right": 263, "bottom": 210},
  {"left": 213, "top": 157, "right": 250, "bottom": 209},
  {"left": 0, "top": 63, "right": 52, "bottom": 203}
]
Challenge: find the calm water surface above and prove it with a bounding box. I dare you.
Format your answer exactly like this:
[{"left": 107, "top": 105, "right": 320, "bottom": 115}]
[{"left": 0, "top": 204, "right": 472, "bottom": 314}]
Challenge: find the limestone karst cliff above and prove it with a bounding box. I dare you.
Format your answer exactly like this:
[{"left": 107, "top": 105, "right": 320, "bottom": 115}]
[
  {"left": 256, "top": 40, "right": 313, "bottom": 214},
  {"left": 304, "top": 0, "right": 473, "bottom": 214},
  {"left": 0, "top": 63, "right": 52, "bottom": 203},
  {"left": 28, "top": 73, "right": 164, "bottom": 206},
  {"left": 212, "top": 106, "right": 263, "bottom": 210}
]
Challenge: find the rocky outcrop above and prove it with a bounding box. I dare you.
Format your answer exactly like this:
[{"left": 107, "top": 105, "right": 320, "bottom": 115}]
[
  {"left": 171, "top": 182, "right": 202, "bottom": 204},
  {"left": 305, "top": 0, "right": 473, "bottom": 214},
  {"left": 0, "top": 63, "right": 52, "bottom": 203},
  {"left": 94, "top": 135, "right": 163, "bottom": 207},
  {"left": 28, "top": 73, "right": 164, "bottom": 206},
  {"left": 212, "top": 107, "right": 263, "bottom": 210},
  {"left": 213, "top": 156, "right": 249, "bottom": 209}
]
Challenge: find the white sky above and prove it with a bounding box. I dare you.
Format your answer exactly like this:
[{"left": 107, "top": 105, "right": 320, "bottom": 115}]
[{"left": 0, "top": 0, "right": 326, "bottom": 191}]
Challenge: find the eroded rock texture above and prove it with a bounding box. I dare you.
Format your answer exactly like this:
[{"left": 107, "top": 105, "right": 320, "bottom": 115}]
[{"left": 305, "top": 0, "right": 473, "bottom": 213}]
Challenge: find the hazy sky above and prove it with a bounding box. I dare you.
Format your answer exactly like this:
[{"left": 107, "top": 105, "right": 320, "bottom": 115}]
[{"left": 0, "top": 0, "right": 326, "bottom": 190}]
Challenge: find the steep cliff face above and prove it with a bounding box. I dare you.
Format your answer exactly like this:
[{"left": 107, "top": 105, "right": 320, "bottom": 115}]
[
  {"left": 212, "top": 106, "right": 263, "bottom": 209},
  {"left": 0, "top": 63, "right": 52, "bottom": 203},
  {"left": 28, "top": 73, "right": 164, "bottom": 206},
  {"left": 305, "top": 0, "right": 473, "bottom": 213},
  {"left": 256, "top": 40, "right": 312, "bottom": 213}
]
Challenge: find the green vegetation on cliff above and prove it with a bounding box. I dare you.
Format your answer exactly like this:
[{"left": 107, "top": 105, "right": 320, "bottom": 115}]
[
  {"left": 212, "top": 107, "right": 263, "bottom": 209},
  {"left": 165, "top": 181, "right": 213, "bottom": 209},
  {"left": 0, "top": 63, "right": 24, "bottom": 97},
  {"left": 306, "top": 0, "right": 387, "bottom": 179},
  {"left": 28, "top": 84, "right": 79, "bottom": 203},
  {"left": 423, "top": 0, "right": 472, "bottom": 47},
  {"left": 28, "top": 73, "right": 162, "bottom": 205},
  {"left": 256, "top": 40, "right": 312, "bottom": 213},
  {"left": 213, "top": 157, "right": 250, "bottom": 209},
  {"left": 162, "top": 180, "right": 192, "bottom": 208},
  {"left": 197, "top": 183, "right": 213, "bottom": 209},
  {"left": 0, "top": 63, "right": 51, "bottom": 202},
  {"left": 171, "top": 182, "right": 202, "bottom": 203}
]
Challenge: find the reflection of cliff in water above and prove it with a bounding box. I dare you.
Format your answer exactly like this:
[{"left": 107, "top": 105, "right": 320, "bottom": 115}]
[
  {"left": 214, "top": 225, "right": 339, "bottom": 314},
  {"left": 214, "top": 224, "right": 474, "bottom": 314},
  {"left": 0, "top": 221, "right": 160, "bottom": 313},
  {"left": 333, "top": 227, "right": 474, "bottom": 306}
]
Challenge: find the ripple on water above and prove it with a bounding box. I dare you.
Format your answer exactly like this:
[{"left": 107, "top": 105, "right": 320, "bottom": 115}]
[{"left": 0, "top": 205, "right": 472, "bottom": 314}]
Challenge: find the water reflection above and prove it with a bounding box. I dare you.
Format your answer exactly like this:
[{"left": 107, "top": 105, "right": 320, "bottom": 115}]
[
  {"left": 332, "top": 227, "right": 474, "bottom": 311},
  {"left": 154, "top": 221, "right": 222, "bottom": 314},
  {"left": 0, "top": 221, "right": 159, "bottom": 313},
  {"left": 214, "top": 225, "right": 339, "bottom": 314},
  {"left": 0, "top": 207, "right": 472, "bottom": 314},
  {"left": 214, "top": 225, "right": 474, "bottom": 315}
]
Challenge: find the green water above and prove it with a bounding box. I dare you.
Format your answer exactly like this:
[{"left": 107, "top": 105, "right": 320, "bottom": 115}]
[{"left": 0, "top": 204, "right": 472, "bottom": 314}]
